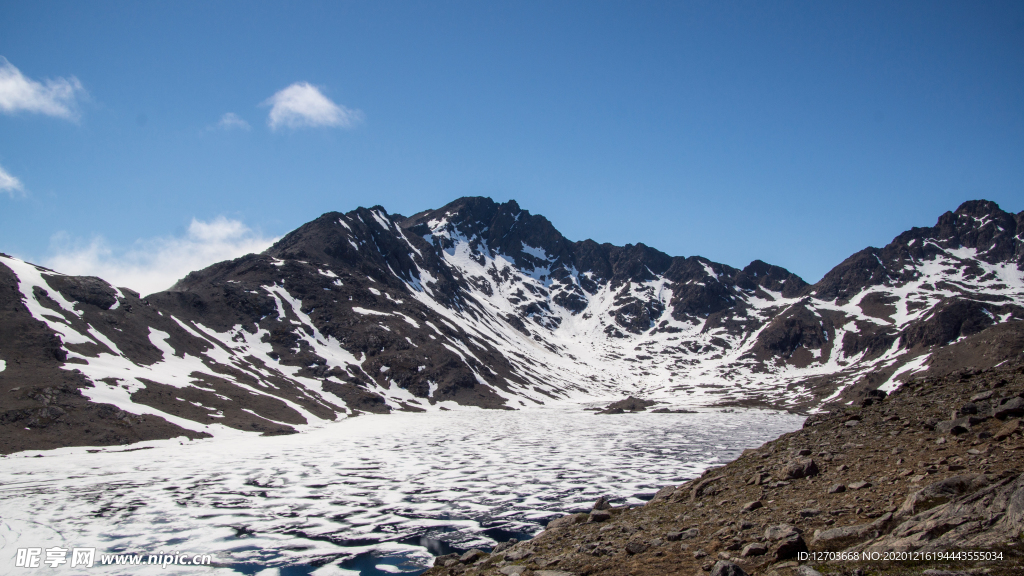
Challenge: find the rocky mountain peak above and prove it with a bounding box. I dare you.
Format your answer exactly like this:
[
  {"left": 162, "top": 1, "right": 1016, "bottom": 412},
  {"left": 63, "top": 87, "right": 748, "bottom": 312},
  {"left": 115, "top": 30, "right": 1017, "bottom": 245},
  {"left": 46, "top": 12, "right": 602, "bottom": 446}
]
[
  {"left": 813, "top": 200, "right": 1023, "bottom": 304},
  {"left": 1, "top": 197, "right": 1022, "bottom": 454},
  {"left": 403, "top": 196, "right": 575, "bottom": 276},
  {"left": 736, "top": 259, "right": 809, "bottom": 298},
  {"left": 953, "top": 198, "right": 1009, "bottom": 218},
  {"left": 934, "top": 200, "right": 1023, "bottom": 266}
]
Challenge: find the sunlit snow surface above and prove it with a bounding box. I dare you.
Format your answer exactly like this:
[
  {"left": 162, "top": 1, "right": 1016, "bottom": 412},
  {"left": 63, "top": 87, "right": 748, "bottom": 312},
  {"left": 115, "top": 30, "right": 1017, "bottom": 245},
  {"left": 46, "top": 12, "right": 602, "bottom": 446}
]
[{"left": 0, "top": 407, "right": 802, "bottom": 576}]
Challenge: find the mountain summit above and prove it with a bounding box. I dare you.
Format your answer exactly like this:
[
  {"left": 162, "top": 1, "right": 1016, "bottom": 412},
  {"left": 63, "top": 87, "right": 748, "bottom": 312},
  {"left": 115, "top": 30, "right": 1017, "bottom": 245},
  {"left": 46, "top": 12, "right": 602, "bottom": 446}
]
[{"left": 1, "top": 198, "right": 1022, "bottom": 452}]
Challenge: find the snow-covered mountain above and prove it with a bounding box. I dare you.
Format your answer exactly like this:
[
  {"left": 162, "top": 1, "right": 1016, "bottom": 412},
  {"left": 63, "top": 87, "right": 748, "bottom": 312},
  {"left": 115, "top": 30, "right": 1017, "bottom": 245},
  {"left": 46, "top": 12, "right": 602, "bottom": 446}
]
[{"left": 1, "top": 197, "right": 1022, "bottom": 452}]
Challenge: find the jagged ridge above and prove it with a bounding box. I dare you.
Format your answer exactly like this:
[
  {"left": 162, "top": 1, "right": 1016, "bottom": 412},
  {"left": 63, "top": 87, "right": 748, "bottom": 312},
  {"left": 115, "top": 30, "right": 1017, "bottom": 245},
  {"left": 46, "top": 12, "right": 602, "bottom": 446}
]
[{"left": 0, "top": 198, "right": 1022, "bottom": 453}]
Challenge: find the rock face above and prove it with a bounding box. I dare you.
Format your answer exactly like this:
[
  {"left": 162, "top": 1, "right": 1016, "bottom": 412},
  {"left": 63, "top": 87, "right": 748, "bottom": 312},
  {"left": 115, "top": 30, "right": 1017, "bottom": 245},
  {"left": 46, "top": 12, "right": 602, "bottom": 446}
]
[
  {"left": 2, "top": 197, "right": 1024, "bottom": 452},
  {"left": 596, "top": 396, "right": 656, "bottom": 414},
  {"left": 421, "top": 360, "right": 1024, "bottom": 576}
]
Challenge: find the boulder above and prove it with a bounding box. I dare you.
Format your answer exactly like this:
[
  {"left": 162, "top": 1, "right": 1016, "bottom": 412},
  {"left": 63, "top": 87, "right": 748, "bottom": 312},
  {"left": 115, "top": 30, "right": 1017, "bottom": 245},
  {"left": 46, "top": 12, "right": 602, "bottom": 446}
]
[
  {"left": 781, "top": 458, "right": 819, "bottom": 480},
  {"left": 598, "top": 396, "right": 657, "bottom": 414},
  {"left": 953, "top": 403, "right": 978, "bottom": 418},
  {"left": 433, "top": 553, "right": 458, "bottom": 567},
  {"left": 588, "top": 510, "right": 611, "bottom": 522},
  {"left": 993, "top": 396, "right": 1024, "bottom": 419},
  {"left": 651, "top": 484, "right": 677, "bottom": 501},
  {"left": 897, "top": 474, "right": 990, "bottom": 518},
  {"left": 935, "top": 416, "right": 984, "bottom": 435},
  {"left": 862, "top": 472, "right": 1024, "bottom": 554},
  {"left": 765, "top": 524, "right": 806, "bottom": 560},
  {"left": 866, "top": 389, "right": 887, "bottom": 401},
  {"left": 994, "top": 418, "right": 1021, "bottom": 440},
  {"left": 492, "top": 538, "right": 518, "bottom": 554},
  {"left": 741, "top": 500, "right": 763, "bottom": 512},
  {"left": 679, "top": 527, "right": 700, "bottom": 539},
  {"left": 812, "top": 513, "right": 892, "bottom": 547},
  {"left": 774, "top": 533, "right": 808, "bottom": 560},
  {"left": 709, "top": 561, "right": 749, "bottom": 576},
  {"left": 740, "top": 542, "right": 767, "bottom": 557},
  {"left": 459, "top": 549, "right": 487, "bottom": 564},
  {"left": 624, "top": 539, "right": 649, "bottom": 554},
  {"left": 971, "top": 390, "right": 994, "bottom": 402},
  {"left": 765, "top": 524, "right": 799, "bottom": 541},
  {"left": 813, "top": 524, "right": 866, "bottom": 546},
  {"left": 547, "top": 513, "right": 587, "bottom": 530},
  {"left": 691, "top": 475, "right": 725, "bottom": 501},
  {"left": 504, "top": 547, "right": 532, "bottom": 561}
]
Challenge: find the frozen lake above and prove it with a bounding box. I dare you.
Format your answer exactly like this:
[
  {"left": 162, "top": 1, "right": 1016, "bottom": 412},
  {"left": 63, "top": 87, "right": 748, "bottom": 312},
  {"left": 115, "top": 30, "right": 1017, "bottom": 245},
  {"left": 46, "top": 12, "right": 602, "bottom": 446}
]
[{"left": 0, "top": 407, "right": 803, "bottom": 575}]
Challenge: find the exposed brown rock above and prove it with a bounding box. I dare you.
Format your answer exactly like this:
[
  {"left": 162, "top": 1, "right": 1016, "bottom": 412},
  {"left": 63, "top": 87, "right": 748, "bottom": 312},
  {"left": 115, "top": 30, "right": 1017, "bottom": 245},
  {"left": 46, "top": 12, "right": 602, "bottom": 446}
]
[{"left": 423, "top": 361, "right": 1024, "bottom": 576}]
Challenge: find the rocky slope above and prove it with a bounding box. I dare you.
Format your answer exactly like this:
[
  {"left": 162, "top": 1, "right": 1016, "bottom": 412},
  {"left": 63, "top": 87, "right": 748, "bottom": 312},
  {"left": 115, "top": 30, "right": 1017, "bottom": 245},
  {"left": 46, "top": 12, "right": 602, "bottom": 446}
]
[
  {"left": 1, "top": 198, "right": 1022, "bottom": 452},
  {"left": 422, "top": 322, "right": 1024, "bottom": 576}
]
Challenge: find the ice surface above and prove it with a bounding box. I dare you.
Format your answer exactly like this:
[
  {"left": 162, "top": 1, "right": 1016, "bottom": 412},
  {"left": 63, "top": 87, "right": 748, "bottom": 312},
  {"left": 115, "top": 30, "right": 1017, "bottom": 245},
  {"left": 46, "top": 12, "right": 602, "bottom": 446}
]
[{"left": 0, "top": 407, "right": 801, "bottom": 575}]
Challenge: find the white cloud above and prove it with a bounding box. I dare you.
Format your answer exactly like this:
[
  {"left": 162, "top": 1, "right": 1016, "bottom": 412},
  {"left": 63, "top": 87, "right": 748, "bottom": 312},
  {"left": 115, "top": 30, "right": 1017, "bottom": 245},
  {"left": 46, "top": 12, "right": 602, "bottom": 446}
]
[
  {"left": 43, "top": 217, "right": 279, "bottom": 296},
  {"left": 0, "top": 163, "right": 24, "bottom": 196},
  {"left": 0, "top": 56, "right": 85, "bottom": 120},
  {"left": 263, "top": 82, "right": 362, "bottom": 130},
  {"left": 216, "top": 112, "right": 250, "bottom": 130}
]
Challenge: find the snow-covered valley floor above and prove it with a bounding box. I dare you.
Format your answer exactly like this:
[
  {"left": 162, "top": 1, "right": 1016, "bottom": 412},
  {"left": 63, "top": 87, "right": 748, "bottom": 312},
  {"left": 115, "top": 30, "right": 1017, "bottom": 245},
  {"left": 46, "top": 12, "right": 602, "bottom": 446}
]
[{"left": 0, "top": 407, "right": 804, "bottom": 575}]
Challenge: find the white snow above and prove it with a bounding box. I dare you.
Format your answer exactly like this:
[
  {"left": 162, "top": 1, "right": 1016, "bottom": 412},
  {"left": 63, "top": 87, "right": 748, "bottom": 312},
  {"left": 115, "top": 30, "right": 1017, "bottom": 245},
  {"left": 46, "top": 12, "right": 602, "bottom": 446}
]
[
  {"left": 370, "top": 210, "right": 392, "bottom": 230},
  {"left": 520, "top": 243, "right": 552, "bottom": 261},
  {"left": 0, "top": 407, "right": 801, "bottom": 575}
]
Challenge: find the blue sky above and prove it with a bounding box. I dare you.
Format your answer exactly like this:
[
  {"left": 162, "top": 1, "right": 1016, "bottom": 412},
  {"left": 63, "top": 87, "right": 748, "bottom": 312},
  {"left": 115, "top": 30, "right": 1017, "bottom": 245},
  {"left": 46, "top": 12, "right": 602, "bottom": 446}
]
[{"left": 1, "top": 1, "right": 1022, "bottom": 294}]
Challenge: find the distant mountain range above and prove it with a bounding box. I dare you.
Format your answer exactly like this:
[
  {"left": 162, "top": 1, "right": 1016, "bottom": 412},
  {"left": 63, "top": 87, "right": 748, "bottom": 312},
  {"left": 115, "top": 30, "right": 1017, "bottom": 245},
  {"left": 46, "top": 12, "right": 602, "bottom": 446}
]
[{"left": 2, "top": 197, "right": 1022, "bottom": 453}]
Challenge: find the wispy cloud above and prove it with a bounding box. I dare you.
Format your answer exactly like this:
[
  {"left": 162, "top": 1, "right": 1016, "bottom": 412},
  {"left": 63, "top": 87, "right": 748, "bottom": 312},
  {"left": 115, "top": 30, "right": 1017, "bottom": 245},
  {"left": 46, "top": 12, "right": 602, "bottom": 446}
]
[
  {"left": 0, "top": 162, "right": 24, "bottom": 197},
  {"left": 216, "top": 112, "right": 251, "bottom": 130},
  {"left": 0, "top": 56, "right": 85, "bottom": 120},
  {"left": 44, "top": 217, "right": 279, "bottom": 295},
  {"left": 263, "top": 82, "right": 362, "bottom": 130}
]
